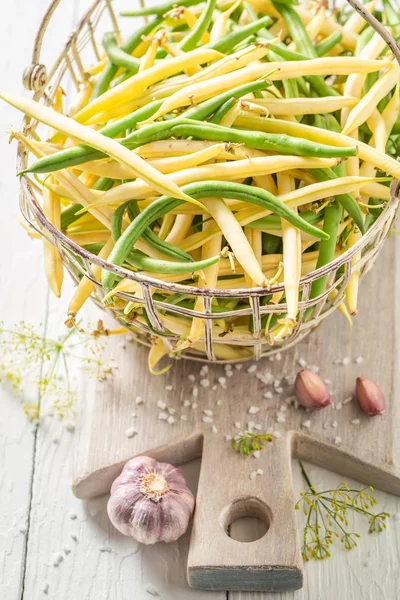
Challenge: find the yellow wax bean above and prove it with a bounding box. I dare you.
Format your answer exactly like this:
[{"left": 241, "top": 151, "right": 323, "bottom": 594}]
[
  {"left": 201, "top": 197, "right": 268, "bottom": 287},
  {"left": 252, "top": 96, "right": 358, "bottom": 116},
  {"left": 84, "top": 156, "right": 339, "bottom": 210},
  {"left": 42, "top": 180, "right": 63, "bottom": 298},
  {"left": 345, "top": 0, "right": 377, "bottom": 33},
  {"left": 346, "top": 228, "right": 362, "bottom": 315},
  {"left": 139, "top": 36, "right": 160, "bottom": 72},
  {"left": 367, "top": 110, "right": 387, "bottom": 154},
  {"left": 210, "top": 0, "right": 242, "bottom": 42},
  {"left": 234, "top": 114, "right": 400, "bottom": 179},
  {"left": 247, "top": 0, "right": 280, "bottom": 18},
  {"left": 148, "top": 338, "right": 170, "bottom": 375},
  {"left": 296, "top": 5, "right": 358, "bottom": 50},
  {"left": 68, "top": 237, "right": 114, "bottom": 315},
  {"left": 165, "top": 214, "right": 195, "bottom": 246},
  {"left": 149, "top": 58, "right": 390, "bottom": 116},
  {"left": 342, "top": 63, "right": 400, "bottom": 135},
  {"left": 73, "top": 48, "right": 223, "bottom": 123},
  {"left": 219, "top": 101, "right": 243, "bottom": 128}
]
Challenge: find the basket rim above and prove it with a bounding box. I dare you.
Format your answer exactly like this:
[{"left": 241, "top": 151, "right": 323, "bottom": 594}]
[{"left": 19, "top": 169, "right": 400, "bottom": 299}]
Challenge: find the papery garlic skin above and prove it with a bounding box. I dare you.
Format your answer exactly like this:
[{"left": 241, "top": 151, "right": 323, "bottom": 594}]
[
  {"left": 107, "top": 456, "right": 195, "bottom": 544},
  {"left": 355, "top": 377, "right": 385, "bottom": 416},
  {"left": 295, "top": 369, "right": 331, "bottom": 410}
]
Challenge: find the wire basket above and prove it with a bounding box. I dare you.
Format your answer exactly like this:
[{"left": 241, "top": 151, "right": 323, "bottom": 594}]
[{"left": 17, "top": 0, "right": 400, "bottom": 363}]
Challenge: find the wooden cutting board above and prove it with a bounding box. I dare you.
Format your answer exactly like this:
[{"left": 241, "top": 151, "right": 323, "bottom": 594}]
[{"left": 73, "top": 236, "right": 400, "bottom": 593}]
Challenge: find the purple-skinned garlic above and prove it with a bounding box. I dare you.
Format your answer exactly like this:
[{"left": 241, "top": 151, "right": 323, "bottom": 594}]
[
  {"left": 355, "top": 377, "right": 385, "bottom": 416},
  {"left": 295, "top": 369, "right": 331, "bottom": 410},
  {"left": 107, "top": 456, "right": 195, "bottom": 544}
]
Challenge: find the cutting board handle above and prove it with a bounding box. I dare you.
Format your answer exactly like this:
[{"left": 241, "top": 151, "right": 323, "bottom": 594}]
[{"left": 187, "top": 432, "right": 303, "bottom": 592}]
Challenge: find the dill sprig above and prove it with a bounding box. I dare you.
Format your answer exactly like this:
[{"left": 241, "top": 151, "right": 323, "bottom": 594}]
[
  {"left": 231, "top": 431, "right": 273, "bottom": 456},
  {"left": 296, "top": 461, "right": 390, "bottom": 561},
  {"left": 0, "top": 320, "right": 114, "bottom": 420}
]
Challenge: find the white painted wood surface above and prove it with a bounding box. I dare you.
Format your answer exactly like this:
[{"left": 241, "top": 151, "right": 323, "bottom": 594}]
[{"left": 1, "top": 0, "right": 400, "bottom": 598}]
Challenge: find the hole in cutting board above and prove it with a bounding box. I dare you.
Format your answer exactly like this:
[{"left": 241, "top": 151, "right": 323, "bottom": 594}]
[{"left": 220, "top": 497, "right": 271, "bottom": 543}]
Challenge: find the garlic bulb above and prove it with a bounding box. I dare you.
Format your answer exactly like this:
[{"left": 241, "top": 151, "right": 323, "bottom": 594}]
[{"left": 107, "top": 456, "right": 195, "bottom": 544}]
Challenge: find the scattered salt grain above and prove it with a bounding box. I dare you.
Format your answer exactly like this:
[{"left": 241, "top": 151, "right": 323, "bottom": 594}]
[
  {"left": 192, "top": 387, "right": 198, "bottom": 398},
  {"left": 211, "top": 425, "right": 218, "bottom": 434},
  {"left": 335, "top": 402, "right": 343, "bottom": 411},
  {"left": 341, "top": 357, "right": 350, "bottom": 366},
  {"left": 188, "top": 374, "right": 196, "bottom": 382},
  {"left": 279, "top": 405, "right": 287, "bottom": 412},
  {"left": 65, "top": 422, "right": 75, "bottom": 433},
  {"left": 218, "top": 376, "right": 227, "bottom": 388},
  {"left": 272, "top": 431, "right": 282, "bottom": 438},
  {"left": 332, "top": 421, "right": 338, "bottom": 428},
  {"left": 135, "top": 396, "right": 144, "bottom": 405},
  {"left": 167, "top": 416, "right": 175, "bottom": 425},
  {"left": 217, "top": 399, "right": 222, "bottom": 406},
  {"left": 247, "top": 421, "right": 255, "bottom": 430},
  {"left": 275, "top": 352, "right": 282, "bottom": 361},
  {"left": 157, "top": 400, "right": 166, "bottom": 410},
  {"left": 212, "top": 385, "right": 217, "bottom": 391},
  {"left": 200, "top": 379, "right": 210, "bottom": 388},
  {"left": 183, "top": 400, "right": 191, "bottom": 407},
  {"left": 235, "top": 364, "right": 243, "bottom": 370},
  {"left": 334, "top": 436, "right": 342, "bottom": 445},
  {"left": 202, "top": 416, "right": 213, "bottom": 424},
  {"left": 256, "top": 468, "right": 264, "bottom": 476},
  {"left": 125, "top": 427, "right": 137, "bottom": 438},
  {"left": 204, "top": 409, "right": 213, "bottom": 416},
  {"left": 52, "top": 437, "right": 59, "bottom": 444},
  {"left": 351, "top": 419, "right": 360, "bottom": 426},
  {"left": 200, "top": 365, "right": 209, "bottom": 376},
  {"left": 158, "top": 412, "right": 168, "bottom": 421},
  {"left": 324, "top": 379, "right": 332, "bottom": 386},
  {"left": 234, "top": 422, "right": 241, "bottom": 429},
  {"left": 225, "top": 434, "right": 232, "bottom": 442},
  {"left": 302, "top": 420, "right": 311, "bottom": 429},
  {"left": 248, "top": 406, "right": 260, "bottom": 415},
  {"left": 180, "top": 415, "right": 188, "bottom": 421},
  {"left": 192, "top": 403, "right": 198, "bottom": 409},
  {"left": 19, "top": 525, "right": 27, "bottom": 535},
  {"left": 247, "top": 364, "right": 257, "bottom": 374},
  {"left": 263, "top": 391, "right": 273, "bottom": 400},
  {"left": 145, "top": 583, "right": 160, "bottom": 597},
  {"left": 99, "top": 545, "right": 111, "bottom": 553},
  {"left": 277, "top": 414, "right": 286, "bottom": 424},
  {"left": 298, "top": 357, "right": 307, "bottom": 368},
  {"left": 249, "top": 471, "right": 257, "bottom": 480},
  {"left": 254, "top": 424, "right": 263, "bottom": 431},
  {"left": 165, "top": 385, "right": 173, "bottom": 392},
  {"left": 276, "top": 387, "right": 283, "bottom": 394},
  {"left": 52, "top": 552, "right": 64, "bottom": 566},
  {"left": 64, "top": 546, "right": 71, "bottom": 555},
  {"left": 71, "top": 533, "right": 78, "bottom": 542},
  {"left": 323, "top": 423, "right": 330, "bottom": 430},
  {"left": 309, "top": 365, "right": 319, "bottom": 373},
  {"left": 355, "top": 356, "right": 364, "bottom": 364},
  {"left": 69, "top": 512, "right": 77, "bottom": 520},
  {"left": 253, "top": 450, "right": 260, "bottom": 458},
  {"left": 343, "top": 396, "right": 353, "bottom": 405},
  {"left": 168, "top": 407, "right": 176, "bottom": 415}
]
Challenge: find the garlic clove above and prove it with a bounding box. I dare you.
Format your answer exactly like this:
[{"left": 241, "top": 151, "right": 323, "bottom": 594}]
[
  {"left": 107, "top": 456, "right": 195, "bottom": 544},
  {"left": 355, "top": 377, "right": 385, "bottom": 416},
  {"left": 295, "top": 369, "right": 331, "bottom": 410}
]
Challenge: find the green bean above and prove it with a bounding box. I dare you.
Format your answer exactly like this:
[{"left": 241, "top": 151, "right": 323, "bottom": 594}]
[
  {"left": 102, "top": 33, "right": 140, "bottom": 73},
  {"left": 179, "top": 0, "right": 216, "bottom": 52},
  {"left": 102, "top": 180, "right": 330, "bottom": 289},
  {"left": 272, "top": 2, "right": 339, "bottom": 97},
  {"left": 247, "top": 210, "right": 323, "bottom": 230},
  {"left": 209, "top": 97, "right": 236, "bottom": 123},
  {"left": 305, "top": 200, "right": 342, "bottom": 320},
  {"left": 120, "top": 0, "right": 204, "bottom": 17},
  {"left": 205, "top": 16, "right": 272, "bottom": 53},
  {"left": 312, "top": 168, "right": 365, "bottom": 233},
  {"left": 83, "top": 243, "right": 104, "bottom": 255},
  {"left": 126, "top": 201, "right": 194, "bottom": 262},
  {"left": 61, "top": 204, "right": 84, "bottom": 230},
  {"left": 127, "top": 249, "right": 220, "bottom": 274},
  {"left": 383, "top": 0, "right": 400, "bottom": 42},
  {"left": 20, "top": 100, "right": 164, "bottom": 174},
  {"left": 93, "top": 176, "right": 115, "bottom": 191},
  {"left": 91, "top": 17, "right": 162, "bottom": 99},
  {"left": 355, "top": 25, "right": 375, "bottom": 55},
  {"left": 315, "top": 32, "right": 343, "bottom": 57}
]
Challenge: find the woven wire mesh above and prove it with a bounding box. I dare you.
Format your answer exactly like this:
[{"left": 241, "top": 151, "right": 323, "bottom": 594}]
[{"left": 17, "top": 0, "right": 400, "bottom": 363}]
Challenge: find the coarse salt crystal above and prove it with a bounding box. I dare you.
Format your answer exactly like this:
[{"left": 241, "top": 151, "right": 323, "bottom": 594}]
[
  {"left": 341, "top": 357, "right": 350, "bottom": 366},
  {"left": 99, "top": 546, "right": 111, "bottom": 553},
  {"left": 263, "top": 391, "right": 273, "bottom": 400},
  {"left": 168, "top": 408, "right": 176, "bottom": 415},
  {"left": 234, "top": 422, "right": 241, "bottom": 429},
  {"left": 277, "top": 414, "right": 286, "bottom": 424},
  {"left": 217, "top": 399, "right": 222, "bottom": 406},
  {"left": 343, "top": 396, "right": 353, "bottom": 405},
  {"left": 351, "top": 419, "right": 360, "bottom": 425},
  {"left": 225, "top": 434, "right": 232, "bottom": 442},
  {"left": 125, "top": 427, "right": 137, "bottom": 438},
  {"left": 248, "top": 406, "right": 260, "bottom": 414},
  {"left": 52, "top": 552, "right": 64, "bottom": 566},
  {"left": 336, "top": 402, "right": 343, "bottom": 411},
  {"left": 275, "top": 352, "right": 282, "bottom": 361},
  {"left": 183, "top": 400, "right": 191, "bottom": 407},
  {"left": 68, "top": 512, "right": 77, "bottom": 520},
  {"left": 158, "top": 412, "right": 168, "bottom": 421},
  {"left": 253, "top": 450, "right": 261, "bottom": 458},
  {"left": 269, "top": 356, "right": 275, "bottom": 362},
  {"left": 249, "top": 471, "right": 257, "bottom": 480},
  {"left": 355, "top": 356, "right": 363, "bottom": 364},
  {"left": 204, "top": 409, "right": 213, "bottom": 416},
  {"left": 42, "top": 582, "right": 50, "bottom": 595},
  {"left": 145, "top": 583, "right": 160, "bottom": 597},
  {"left": 272, "top": 431, "right": 281, "bottom": 438},
  {"left": 247, "top": 421, "right": 255, "bottom": 430},
  {"left": 200, "top": 379, "right": 210, "bottom": 388},
  {"left": 324, "top": 378, "right": 332, "bottom": 385},
  {"left": 180, "top": 415, "right": 188, "bottom": 421},
  {"left": 334, "top": 436, "right": 342, "bottom": 445},
  {"left": 218, "top": 376, "right": 227, "bottom": 387},
  {"left": 211, "top": 425, "right": 218, "bottom": 433},
  {"left": 224, "top": 364, "right": 232, "bottom": 372},
  {"left": 298, "top": 357, "right": 307, "bottom": 368},
  {"left": 302, "top": 420, "right": 311, "bottom": 429},
  {"left": 157, "top": 400, "right": 166, "bottom": 410},
  {"left": 276, "top": 387, "right": 283, "bottom": 394},
  {"left": 135, "top": 396, "right": 144, "bottom": 405},
  {"left": 188, "top": 374, "right": 196, "bottom": 382},
  {"left": 256, "top": 468, "right": 264, "bottom": 476},
  {"left": 192, "top": 402, "right": 198, "bottom": 409},
  {"left": 254, "top": 424, "right": 262, "bottom": 431},
  {"left": 202, "top": 416, "right": 213, "bottom": 423},
  {"left": 247, "top": 364, "right": 257, "bottom": 373},
  {"left": 310, "top": 365, "right": 319, "bottom": 373},
  {"left": 279, "top": 405, "right": 287, "bottom": 412},
  {"left": 192, "top": 387, "right": 198, "bottom": 397},
  {"left": 235, "top": 364, "right": 243, "bottom": 370},
  {"left": 212, "top": 385, "right": 217, "bottom": 390},
  {"left": 165, "top": 385, "right": 173, "bottom": 391},
  {"left": 332, "top": 421, "right": 338, "bottom": 428},
  {"left": 71, "top": 533, "right": 78, "bottom": 542},
  {"left": 200, "top": 365, "right": 209, "bottom": 376},
  {"left": 167, "top": 416, "right": 175, "bottom": 425}
]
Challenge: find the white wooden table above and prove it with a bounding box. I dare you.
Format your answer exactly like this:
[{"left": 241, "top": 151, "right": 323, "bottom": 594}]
[{"left": 1, "top": 1, "right": 400, "bottom": 598}]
